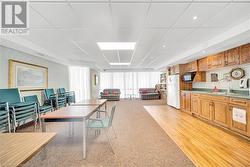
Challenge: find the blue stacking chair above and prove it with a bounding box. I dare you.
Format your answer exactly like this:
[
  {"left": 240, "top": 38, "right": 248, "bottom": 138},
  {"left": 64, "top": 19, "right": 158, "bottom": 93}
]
[
  {"left": 57, "top": 88, "right": 75, "bottom": 105},
  {"left": 0, "top": 102, "right": 11, "bottom": 133},
  {"left": 44, "top": 88, "right": 66, "bottom": 109},
  {"left": 0, "top": 88, "right": 38, "bottom": 132},
  {"left": 87, "top": 105, "right": 117, "bottom": 154},
  {"left": 24, "top": 95, "right": 53, "bottom": 115}
]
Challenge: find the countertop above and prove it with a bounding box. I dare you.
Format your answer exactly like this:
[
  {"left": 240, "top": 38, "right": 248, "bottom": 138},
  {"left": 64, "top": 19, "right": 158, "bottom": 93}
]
[{"left": 181, "top": 89, "right": 250, "bottom": 100}]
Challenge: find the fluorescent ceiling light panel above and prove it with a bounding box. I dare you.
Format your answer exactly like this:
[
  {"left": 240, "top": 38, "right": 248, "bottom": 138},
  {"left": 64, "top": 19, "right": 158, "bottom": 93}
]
[
  {"left": 97, "top": 42, "right": 136, "bottom": 50},
  {"left": 109, "top": 62, "right": 131, "bottom": 65}
]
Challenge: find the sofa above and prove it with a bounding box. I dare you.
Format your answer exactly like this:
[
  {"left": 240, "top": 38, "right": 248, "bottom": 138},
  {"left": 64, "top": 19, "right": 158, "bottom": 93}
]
[
  {"left": 100, "top": 89, "right": 121, "bottom": 101},
  {"left": 139, "top": 88, "right": 160, "bottom": 100}
]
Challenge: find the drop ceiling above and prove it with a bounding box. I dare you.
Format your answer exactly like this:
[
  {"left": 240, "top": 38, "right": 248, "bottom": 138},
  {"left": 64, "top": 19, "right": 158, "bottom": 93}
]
[{"left": 1, "top": 0, "right": 250, "bottom": 71}]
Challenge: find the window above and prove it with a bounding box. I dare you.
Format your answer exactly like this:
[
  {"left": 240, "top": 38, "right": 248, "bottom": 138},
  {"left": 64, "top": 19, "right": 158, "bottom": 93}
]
[
  {"left": 69, "top": 66, "right": 90, "bottom": 102},
  {"left": 100, "top": 72, "right": 160, "bottom": 98}
]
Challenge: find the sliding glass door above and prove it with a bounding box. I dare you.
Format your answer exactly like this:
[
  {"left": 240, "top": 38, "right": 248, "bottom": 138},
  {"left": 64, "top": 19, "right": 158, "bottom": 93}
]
[{"left": 100, "top": 72, "right": 160, "bottom": 98}]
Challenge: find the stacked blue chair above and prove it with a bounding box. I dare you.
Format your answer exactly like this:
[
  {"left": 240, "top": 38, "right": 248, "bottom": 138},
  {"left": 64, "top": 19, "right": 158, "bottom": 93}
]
[
  {"left": 57, "top": 88, "right": 75, "bottom": 105},
  {"left": 24, "top": 95, "right": 53, "bottom": 115},
  {"left": 44, "top": 88, "right": 66, "bottom": 109},
  {"left": 0, "top": 88, "right": 38, "bottom": 132},
  {"left": 0, "top": 102, "right": 11, "bottom": 133}
]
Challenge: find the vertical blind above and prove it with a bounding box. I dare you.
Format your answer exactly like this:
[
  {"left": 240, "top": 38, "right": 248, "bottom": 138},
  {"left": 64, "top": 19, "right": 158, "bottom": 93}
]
[
  {"left": 100, "top": 72, "right": 160, "bottom": 98},
  {"left": 69, "top": 66, "right": 90, "bottom": 102}
]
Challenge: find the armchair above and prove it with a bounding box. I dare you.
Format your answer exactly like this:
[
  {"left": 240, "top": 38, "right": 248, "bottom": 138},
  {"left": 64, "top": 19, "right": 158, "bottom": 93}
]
[
  {"left": 0, "top": 88, "right": 37, "bottom": 132},
  {"left": 0, "top": 102, "right": 11, "bottom": 133},
  {"left": 24, "top": 95, "right": 53, "bottom": 115},
  {"left": 44, "top": 88, "right": 66, "bottom": 109},
  {"left": 57, "top": 88, "right": 75, "bottom": 105}
]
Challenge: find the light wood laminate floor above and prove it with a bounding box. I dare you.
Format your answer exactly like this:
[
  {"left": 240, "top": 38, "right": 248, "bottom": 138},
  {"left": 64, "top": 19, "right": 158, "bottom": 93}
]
[{"left": 145, "top": 105, "right": 250, "bottom": 167}]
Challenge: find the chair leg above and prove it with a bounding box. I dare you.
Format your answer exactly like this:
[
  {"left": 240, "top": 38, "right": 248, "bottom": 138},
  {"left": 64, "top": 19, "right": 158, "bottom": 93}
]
[
  {"left": 111, "top": 126, "right": 117, "bottom": 139},
  {"left": 104, "top": 129, "right": 115, "bottom": 154}
]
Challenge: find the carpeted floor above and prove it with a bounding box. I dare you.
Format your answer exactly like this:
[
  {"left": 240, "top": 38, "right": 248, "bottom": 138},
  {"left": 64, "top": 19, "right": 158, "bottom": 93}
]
[{"left": 23, "top": 99, "right": 194, "bottom": 167}]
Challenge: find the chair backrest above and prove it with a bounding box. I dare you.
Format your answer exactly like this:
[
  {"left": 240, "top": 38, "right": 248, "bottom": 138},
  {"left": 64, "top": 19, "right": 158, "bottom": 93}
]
[
  {"left": 24, "top": 95, "right": 40, "bottom": 105},
  {"left": 0, "top": 88, "right": 21, "bottom": 104},
  {"left": 108, "top": 105, "right": 116, "bottom": 127},
  {"left": 0, "top": 102, "right": 11, "bottom": 133},
  {"left": 58, "top": 88, "right": 66, "bottom": 95},
  {"left": 44, "top": 88, "right": 55, "bottom": 99}
]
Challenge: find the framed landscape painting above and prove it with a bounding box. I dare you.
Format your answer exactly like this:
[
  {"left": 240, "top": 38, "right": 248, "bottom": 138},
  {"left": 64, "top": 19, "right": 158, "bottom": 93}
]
[{"left": 9, "top": 60, "right": 48, "bottom": 91}]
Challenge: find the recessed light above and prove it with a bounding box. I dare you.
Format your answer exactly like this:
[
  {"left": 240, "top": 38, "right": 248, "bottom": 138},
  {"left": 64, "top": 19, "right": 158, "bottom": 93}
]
[
  {"left": 162, "top": 45, "right": 166, "bottom": 48},
  {"left": 193, "top": 16, "right": 198, "bottom": 20},
  {"left": 109, "top": 62, "right": 131, "bottom": 66},
  {"left": 97, "top": 42, "right": 136, "bottom": 50}
]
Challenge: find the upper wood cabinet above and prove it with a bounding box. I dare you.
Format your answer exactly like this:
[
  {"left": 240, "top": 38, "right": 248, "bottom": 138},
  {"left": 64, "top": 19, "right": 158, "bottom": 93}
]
[
  {"left": 198, "top": 57, "right": 208, "bottom": 71},
  {"left": 240, "top": 43, "right": 250, "bottom": 64},
  {"left": 208, "top": 52, "right": 224, "bottom": 70},
  {"left": 224, "top": 47, "right": 240, "bottom": 66},
  {"left": 169, "top": 65, "right": 180, "bottom": 75},
  {"left": 185, "top": 61, "right": 198, "bottom": 72}
]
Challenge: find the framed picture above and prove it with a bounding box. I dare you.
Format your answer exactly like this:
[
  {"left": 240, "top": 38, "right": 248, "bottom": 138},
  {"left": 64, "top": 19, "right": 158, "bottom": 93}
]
[{"left": 9, "top": 59, "right": 48, "bottom": 91}]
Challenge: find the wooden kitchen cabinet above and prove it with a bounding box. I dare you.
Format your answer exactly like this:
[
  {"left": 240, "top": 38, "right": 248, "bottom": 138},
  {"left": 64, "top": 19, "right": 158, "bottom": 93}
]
[
  {"left": 191, "top": 93, "right": 199, "bottom": 115},
  {"left": 224, "top": 47, "right": 240, "bottom": 66},
  {"left": 240, "top": 43, "right": 250, "bottom": 64},
  {"left": 200, "top": 98, "right": 213, "bottom": 121},
  {"left": 181, "top": 91, "right": 191, "bottom": 113},
  {"left": 213, "top": 101, "right": 229, "bottom": 128},
  {"left": 229, "top": 98, "right": 250, "bottom": 137},
  {"left": 169, "top": 65, "right": 180, "bottom": 75},
  {"left": 198, "top": 57, "right": 208, "bottom": 71},
  {"left": 208, "top": 53, "right": 224, "bottom": 70},
  {"left": 185, "top": 61, "right": 197, "bottom": 72}
]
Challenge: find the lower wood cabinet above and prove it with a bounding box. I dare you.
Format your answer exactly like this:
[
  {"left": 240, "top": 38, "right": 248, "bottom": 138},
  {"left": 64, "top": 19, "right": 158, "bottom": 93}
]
[
  {"left": 228, "top": 98, "right": 250, "bottom": 137},
  {"left": 181, "top": 91, "right": 191, "bottom": 113},
  {"left": 191, "top": 93, "right": 199, "bottom": 115},
  {"left": 186, "top": 93, "right": 250, "bottom": 138},
  {"left": 213, "top": 101, "right": 229, "bottom": 128},
  {"left": 199, "top": 98, "right": 213, "bottom": 121}
]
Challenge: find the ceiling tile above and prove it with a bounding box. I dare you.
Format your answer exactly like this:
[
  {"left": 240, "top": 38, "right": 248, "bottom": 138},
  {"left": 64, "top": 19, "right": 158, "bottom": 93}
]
[
  {"left": 146, "top": 3, "right": 190, "bottom": 28},
  {"left": 29, "top": 7, "right": 50, "bottom": 28},
  {"left": 70, "top": 3, "right": 112, "bottom": 29},
  {"left": 184, "top": 28, "right": 227, "bottom": 42},
  {"left": 162, "top": 28, "right": 194, "bottom": 42},
  {"left": 119, "top": 50, "right": 133, "bottom": 62},
  {"left": 31, "top": 3, "right": 81, "bottom": 28},
  {"left": 203, "top": 3, "right": 250, "bottom": 28},
  {"left": 111, "top": 3, "right": 149, "bottom": 28},
  {"left": 174, "top": 3, "right": 228, "bottom": 28},
  {"left": 103, "top": 51, "right": 119, "bottom": 62}
]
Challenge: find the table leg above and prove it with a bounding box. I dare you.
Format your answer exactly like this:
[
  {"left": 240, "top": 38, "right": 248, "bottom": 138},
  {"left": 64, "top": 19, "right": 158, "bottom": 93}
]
[
  {"left": 105, "top": 102, "right": 107, "bottom": 110},
  {"left": 82, "top": 119, "right": 87, "bottom": 159},
  {"left": 41, "top": 118, "right": 46, "bottom": 132}
]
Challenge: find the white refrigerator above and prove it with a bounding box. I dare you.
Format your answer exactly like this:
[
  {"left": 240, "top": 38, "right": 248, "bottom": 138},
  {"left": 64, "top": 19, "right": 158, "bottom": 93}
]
[{"left": 167, "top": 74, "right": 180, "bottom": 109}]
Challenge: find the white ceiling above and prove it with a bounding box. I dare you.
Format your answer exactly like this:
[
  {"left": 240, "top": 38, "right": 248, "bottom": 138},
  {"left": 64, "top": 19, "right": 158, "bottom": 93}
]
[{"left": 1, "top": 0, "right": 250, "bottom": 71}]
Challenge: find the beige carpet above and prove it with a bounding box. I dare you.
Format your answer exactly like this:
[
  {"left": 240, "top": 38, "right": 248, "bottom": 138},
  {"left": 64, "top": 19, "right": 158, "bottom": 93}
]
[{"left": 23, "top": 99, "right": 194, "bottom": 167}]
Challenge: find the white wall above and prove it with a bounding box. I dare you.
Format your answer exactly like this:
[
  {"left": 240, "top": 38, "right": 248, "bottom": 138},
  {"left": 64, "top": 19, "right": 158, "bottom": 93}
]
[
  {"left": 193, "top": 64, "right": 250, "bottom": 91},
  {"left": 0, "top": 46, "right": 69, "bottom": 102}
]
